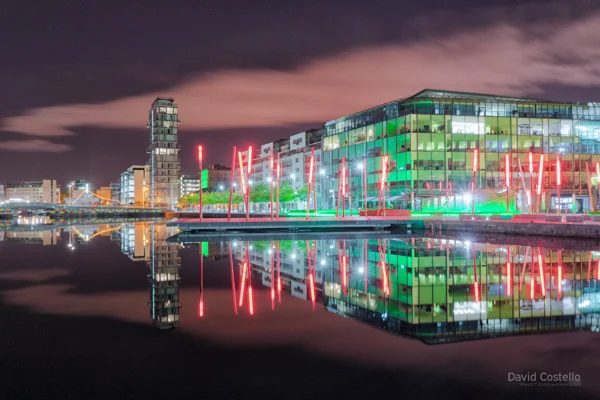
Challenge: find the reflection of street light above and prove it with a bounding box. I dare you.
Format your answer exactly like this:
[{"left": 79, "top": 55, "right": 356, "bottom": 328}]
[{"left": 320, "top": 169, "right": 325, "bottom": 175}]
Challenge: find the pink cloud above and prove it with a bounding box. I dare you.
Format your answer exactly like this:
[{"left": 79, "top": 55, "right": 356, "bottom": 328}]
[
  {"left": 0, "top": 139, "right": 72, "bottom": 152},
  {"left": 3, "top": 13, "right": 600, "bottom": 138}
]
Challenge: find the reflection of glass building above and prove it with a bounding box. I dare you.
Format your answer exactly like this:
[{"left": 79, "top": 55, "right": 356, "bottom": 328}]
[
  {"left": 322, "top": 89, "right": 600, "bottom": 213},
  {"left": 323, "top": 238, "right": 600, "bottom": 343},
  {"left": 119, "top": 223, "right": 150, "bottom": 262},
  {"left": 147, "top": 224, "right": 181, "bottom": 330},
  {"left": 235, "top": 241, "right": 326, "bottom": 301}
]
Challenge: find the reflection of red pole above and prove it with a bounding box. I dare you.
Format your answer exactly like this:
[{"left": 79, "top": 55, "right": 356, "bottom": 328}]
[
  {"left": 229, "top": 244, "right": 238, "bottom": 315},
  {"left": 364, "top": 239, "right": 368, "bottom": 292},
  {"left": 276, "top": 241, "right": 282, "bottom": 302},
  {"left": 530, "top": 248, "right": 535, "bottom": 300},
  {"left": 198, "top": 145, "right": 203, "bottom": 221},
  {"left": 270, "top": 240, "right": 275, "bottom": 310},
  {"left": 199, "top": 244, "right": 204, "bottom": 317},
  {"left": 239, "top": 261, "right": 247, "bottom": 307},
  {"left": 472, "top": 246, "right": 480, "bottom": 302},
  {"left": 519, "top": 246, "right": 530, "bottom": 292},
  {"left": 506, "top": 249, "right": 512, "bottom": 297},
  {"left": 537, "top": 247, "right": 546, "bottom": 297},
  {"left": 557, "top": 250, "right": 563, "bottom": 301},
  {"left": 228, "top": 146, "right": 236, "bottom": 221}
]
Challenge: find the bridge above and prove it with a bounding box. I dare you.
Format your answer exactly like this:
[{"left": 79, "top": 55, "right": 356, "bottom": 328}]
[{"left": 0, "top": 201, "right": 165, "bottom": 218}]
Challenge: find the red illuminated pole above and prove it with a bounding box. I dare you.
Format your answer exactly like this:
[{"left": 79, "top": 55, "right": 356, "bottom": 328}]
[
  {"left": 363, "top": 158, "right": 368, "bottom": 215},
  {"left": 518, "top": 159, "right": 528, "bottom": 213},
  {"left": 270, "top": 147, "right": 274, "bottom": 220},
  {"left": 586, "top": 162, "right": 594, "bottom": 212},
  {"left": 556, "top": 153, "right": 561, "bottom": 216},
  {"left": 596, "top": 163, "right": 600, "bottom": 213},
  {"left": 228, "top": 146, "right": 236, "bottom": 221},
  {"left": 237, "top": 151, "right": 247, "bottom": 220},
  {"left": 472, "top": 148, "right": 478, "bottom": 216},
  {"left": 306, "top": 147, "right": 315, "bottom": 220},
  {"left": 378, "top": 156, "right": 388, "bottom": 216},
  {"left": 505, "top": 154, "right": 511, "bottom": 213},
  {"left": 537, "top": 154, "right": 544, "bottom": 213},
  {"left": 276, "top": 154, "right": 281, "bottom": 219},
  {"left": 529, "top": 152, "right": 534, "bottom": 213},
  {"left": 341, "top": 157, "right": 347, "bottom": 217},
  {"left": 246, "top": 146, "right": 253, "bottom": 221},
  {"left": 198, "top": 146, "right": 203, "bottom": 221}
]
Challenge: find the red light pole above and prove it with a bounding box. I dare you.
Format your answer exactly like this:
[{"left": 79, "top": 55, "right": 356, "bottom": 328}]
[
  {"left": 276, "top": 154, "right": 281, "bottom": 219},
  {"left": 505, "top": 154, "right": 511, "bottom": 213},
  {"left": 306, "top": 147, "right": 315, "bottom": 220},
  {"left": 471, "top": 148, "right": 478, "bottom": 216},
  {"left": 270, "top": 147, "right": 274, "bottom": 220},
  {"left": 529, "top": 152, "right": 534, "bottom": 213},
  {"left": 537, "top": 154, "right": 544, "bottom": 213},
  {"left": 247, "top": 146, "right": 253, "bottom": 221},
  {"left": 362, "top": 158, "right": 367, "bottom": 216},
  {"left": 198, "top": 145, "right": 203, "bottom": 221},
  {"left": 228, "top": 146, "right": 236, "bottom": 221},
  {"left": 556, "top": 153, "right": 561, "bottom": 215}
]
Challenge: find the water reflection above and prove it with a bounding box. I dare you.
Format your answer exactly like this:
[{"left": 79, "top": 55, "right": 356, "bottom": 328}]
[
  {"left": 2, "top": 220, "right": 600, "bottom": 343},
  {"left": 225, "top": 236, "right": 600, "bottom": 343}
]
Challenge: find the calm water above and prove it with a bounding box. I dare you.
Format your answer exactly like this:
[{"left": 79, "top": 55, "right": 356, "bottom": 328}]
[{"left": 1, "top": 219, "right": 600, "bottom": 399}]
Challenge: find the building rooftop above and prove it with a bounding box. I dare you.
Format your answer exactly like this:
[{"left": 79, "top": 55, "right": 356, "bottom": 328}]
[{"left": 324, "top": 88, "right": 600, "bottom": 128}]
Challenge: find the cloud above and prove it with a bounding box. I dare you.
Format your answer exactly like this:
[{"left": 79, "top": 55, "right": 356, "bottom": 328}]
[
  {"left": 3, "top": 12, "right": 600, "bottom": 138},
  {"left": 0, "top": 139, "right": 72, "bottom": 152}
]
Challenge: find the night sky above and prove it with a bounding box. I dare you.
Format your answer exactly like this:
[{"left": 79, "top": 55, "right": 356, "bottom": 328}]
[{"left": 2, "top": 0, "right": 600, "bottom": 186}]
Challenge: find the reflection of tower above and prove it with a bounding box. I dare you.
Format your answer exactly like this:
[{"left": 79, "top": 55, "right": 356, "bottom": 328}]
[{"left": 147, "top": 224, "right": 181, "bottom": 330}]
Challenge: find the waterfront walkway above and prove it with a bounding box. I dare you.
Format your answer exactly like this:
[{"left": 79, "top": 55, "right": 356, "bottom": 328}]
[{"left": 168, "top": 215, "right": 600, "bottom": 240}]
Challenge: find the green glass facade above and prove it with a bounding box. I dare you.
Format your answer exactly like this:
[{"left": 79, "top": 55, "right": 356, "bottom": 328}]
[{"left": 321, "top": 89, "right": 600, "bottom": 213}]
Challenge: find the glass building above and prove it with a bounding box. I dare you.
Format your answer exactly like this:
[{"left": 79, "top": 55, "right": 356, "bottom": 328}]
[
  {"left": 322, "top": 89, "right": 600, "bottom": 213},
  {"left": 148, "top": 98, "right": 180, "bottom": 209}
]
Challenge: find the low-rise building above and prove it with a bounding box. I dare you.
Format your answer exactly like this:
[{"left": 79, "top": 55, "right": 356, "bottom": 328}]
[
  {"left": 207, "top": 164, "right": 231, "bottom": 191},
  {"left": 5, "top": 180, "right": 59, "bottom": 203},
  {"left": 120, "top": 165, "right": 149, "bottom": 206},
  {"left": 95, "top": 186, "right": 112, "bottom": 205},
  {"left": 180, "top": 175, "right": 200, "bottom": 197}
]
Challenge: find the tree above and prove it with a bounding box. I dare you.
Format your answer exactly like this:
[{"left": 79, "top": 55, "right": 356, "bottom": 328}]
[
  {"left": 249, "top": 183, "right": 270, "bottom": 203},
  {"left": 293, "top": 184, "right": 308, "bottom": 201},
  {"left": 278, "top": 181, "right": 295, "bottom": 203}
]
